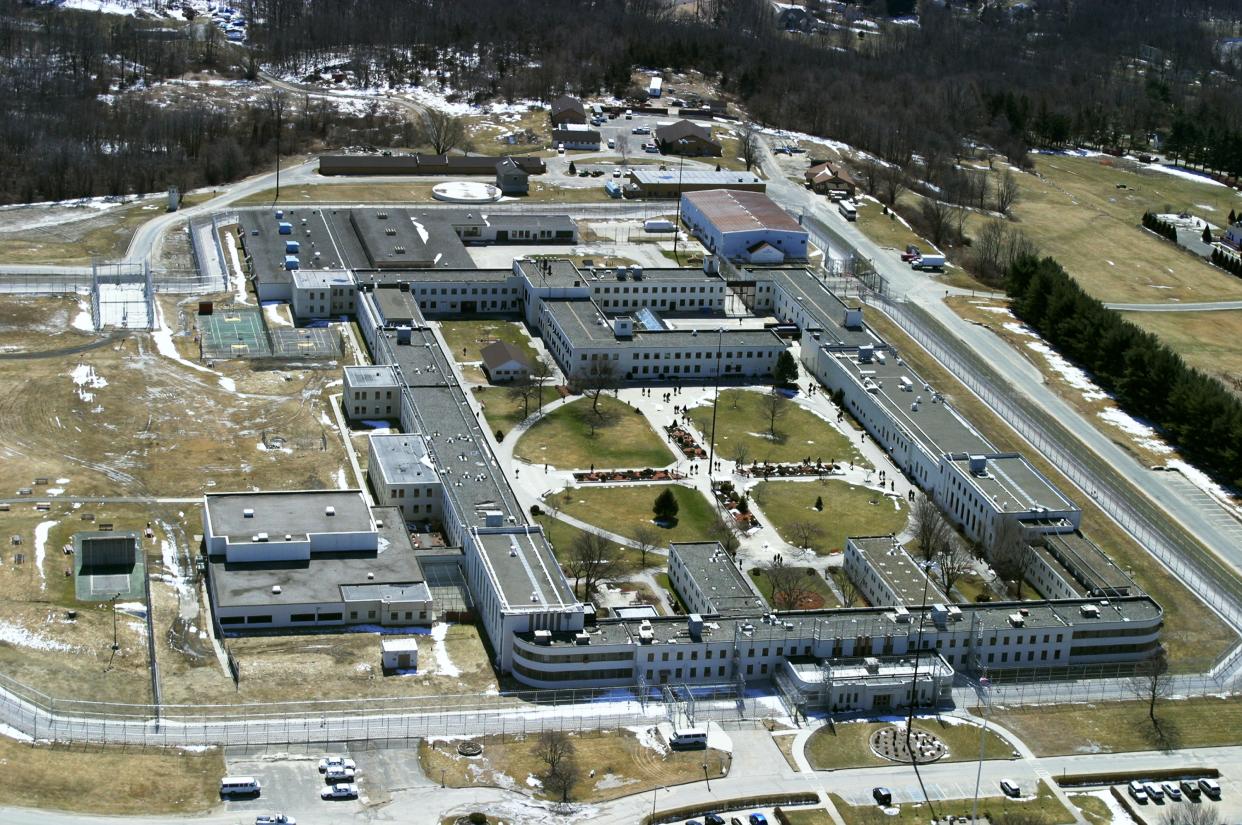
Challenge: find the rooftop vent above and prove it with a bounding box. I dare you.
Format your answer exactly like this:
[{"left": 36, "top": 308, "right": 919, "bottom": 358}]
[
  {"left": 271, "top": 585, "right": 281, "bottom": 595},
  {"left": 534, "top": 629, "right": 552, "bottom": 645},
  {"left": 243, "top": 508, "right": 254, "bottom": 518},
  {"left": 325, "top": 506, "right": 336, "bottom": 517},
  {"left": 1080, "top": 604, "right": 1100, "bottom": 618},
  {"left": 254, "top": 532, "right": 269, "bottom": 542},
  {"left": 1009, "top": 613, "right": 1025, "bottom": 627}
]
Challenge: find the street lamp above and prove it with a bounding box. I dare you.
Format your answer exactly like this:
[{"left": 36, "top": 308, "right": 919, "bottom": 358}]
[
  {"left": 706, "top": 328, "right": 724, "bottom": 482},
  {"left": 702, "top": 762, "right": 711, "bottom": 792},
  {"left": 971, "top": 674, "right": 993, "bottom": 825},
  {"left": 111, "top": 593, "right": 120, "bottom": 651}
]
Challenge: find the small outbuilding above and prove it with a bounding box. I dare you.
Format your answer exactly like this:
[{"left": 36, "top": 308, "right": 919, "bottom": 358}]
[
  {"left": 654, "top": 120, "right": 722, "bottom": 157},
  {"left": 481, "top": 341, "right": 532, "bottom": 383},
  {"left": 381, "top": 637, "right": 419, "bottom": 671},
  {"left": 495, "top": 157, "right": 530, "bottom": 195},
  {"left": 550, "top": 95, "right": 587, "bottom": 128}
]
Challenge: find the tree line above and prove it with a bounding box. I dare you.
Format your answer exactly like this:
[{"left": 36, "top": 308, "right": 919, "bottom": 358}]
[{"left": 1007, "top": 255, "right": 1242, "bottom": 489}]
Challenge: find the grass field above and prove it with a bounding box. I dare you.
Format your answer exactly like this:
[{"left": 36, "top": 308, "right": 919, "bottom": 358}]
[
  {"left": 1118, "top": 309, "right": 1242, "bottom": 398},
  {"left": 654, "top": 572, "right": 689, "bottom": 613},
  {"left": 474, "top": 385, "right": 539, "bottom": 434},
  {"left": 751, "top": 480, "right": 908, "bottom": 555},
  {"left": 514, "top": 395, "right": 675, "bottom": 470},
  {"left": 805, "top": 718, "right": 1015, "bottom": 770},
  {"left": 748, "top": 566, "right": 840, "bottom": 609},
  {"left": 863, "top": 309, "right": 1235, "bottom": 671},
  {"left": 827, "top": 782, "right": 1074, "bottom": 825},
  {"left": 993, "top": 696, "right": 1242, "bottom": 756},
  {"left": 419, "top": 727, "right": 729, "bottom": 803},
  {"left": 534, "top": 514, "right": 646, "bottom": 570},
  {"left": 855, "top": 197, "right": 927, "bottom": 252},
  {"left": 439, "top": 319, "right": 541, "bottom": 367},
  {"left": 555, "top": 483, "right": 718, "bottom": 544},
  {"left": 0, "top": 739, "right": 223, "bottom": 815},
  {"left": 684, "top": 389, "right": 865, "bottom": 466}
]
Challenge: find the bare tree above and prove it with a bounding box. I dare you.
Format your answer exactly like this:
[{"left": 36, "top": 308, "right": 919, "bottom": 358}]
[
  {"left": 937, "top": 542, "right": 974, "bottom": 594},
  {"left": 708, "top": 512, "right": 741, "bottom": 555},
  {"left": 632, "top": 523, "right": 661, "bottom": 569},
  {"left": 837, "top": 569, "right": 862, "bottom": 607},
  {"left": 579, "top": 359, "right": 617, "bottom": 414},
  {"left": 532, "top": 356, "right": 555, "bottom": 412},
  {"left": 989, "top": 520, "right": 1034, "bottom": 598},
  {"left": 728, "top": 440, "right": 751, "bottom": 466},
  {"left": 617, "top": 133, "right": 630, "bottom": 167},
  {"left": 1159, "top": 805, "right": 1221, "bottom": 825},
  {"left": 920, "top": 196, "right": 955, "bottom": 246},
  {"left": 738, "top": 121, "right": 761, "bottom": 172},
  {"left": 911, "top": 495, "right": 952, "bottom": 562},
  {"left": 418, "top": 109, "right": 468, "bottom": 155},
  {"left": 993, "top": 169, "right": 1020, "bottom": 216},
  {"left": 878, "top": 162, "right": 908, "bottom": 207},
  {"left": 859, "top": 160, "right": 884, "bottom": 198},
  {"left": 1130, "top": 649, "right": 1172, "bottom": 727},
  {"left": 762, "top": 388, "right": 789, "bottom": 439},
  {"left": 765, "top": 556, "right": 813, "bottom": 610},
  {"left": 973, "top": 218, "right": 1009, "bottom": 283},
  {"left": 787, "top": 520, "right": 824, "bottom": 552},
  {"left": 505, "top": 376, "right": 538, "bottom": 421},
  {"left": 565, "top": 529, "right": 627, "bottom": 598},
  {"left": 577, "top": 400, "right": 618, "bottom": 438},
  {"left": 535, "top": 730, "right": 579, "bottom": 803}
]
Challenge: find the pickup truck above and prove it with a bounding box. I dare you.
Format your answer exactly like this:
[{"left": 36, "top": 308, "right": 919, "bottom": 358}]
[{"left": 255, "top": 816, "right": 296, "bottom": 825}]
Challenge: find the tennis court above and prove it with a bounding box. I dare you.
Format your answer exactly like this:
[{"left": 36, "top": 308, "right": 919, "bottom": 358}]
[{"left": 199, "top": 306, "right": 272, "bottom": 359}]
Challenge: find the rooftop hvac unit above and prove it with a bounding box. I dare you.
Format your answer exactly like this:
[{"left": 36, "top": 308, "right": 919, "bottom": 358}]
[
  {"left": 325, "top": 506, "right": 336, "bottom": 516},
  {"left": 1009, "top": 613, "right": 1025, "bottom": 627},
  {"left": 385, "top": 228, "right": 397, "bottom": 236},
  {"left": 243, "top": 508, "right": 254, "bottom": 518},
  {"left": 378, "top": 212, "right": 388, "bottom": 219},
  {"left": 271, "top": 585, "right": 281, "bottom": 594},
  {"left": 534, "top": 629, "right": 552, "bottom": 645},
  {"left": 254, "top": 532, "right": 269, "bottom": 542},
  {"left": 1080, "top": 604, "right": 1100, "bottom": 618},
  {"left": 574, "top": 632, "right": 591, "bottom": 645}
]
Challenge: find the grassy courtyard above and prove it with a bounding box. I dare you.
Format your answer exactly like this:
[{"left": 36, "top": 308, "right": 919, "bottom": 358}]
[
  {"left": 993, "top": 695, "right": 1242, "bottom": 756},
  {"left": 439, "top": 319, "right": 541, "bottom": 366},
  {"left": 515, "top": 395, "right": 675, "bottom": 469},
  {"left": 805, "top": 718, "right": 1015, "bottom": 771},
  {"left": 684, "top": 389, "right": 865, "bottom": 466},
  {"left": 751, "top": 480, "right": 908, "bottom": 555},
  {"left": 748, "top": 566, "right": 840, "bottom": 609},
  {"left": 534, "top": 514, "right": 647, "bottom": 570},
  {"left": 554, "top": 483, "right": 718, "bottom": 544}
]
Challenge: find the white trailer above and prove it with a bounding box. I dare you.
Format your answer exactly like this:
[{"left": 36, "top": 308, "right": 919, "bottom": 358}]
[{"left": 648, "top": 76, "right": 663, "bottom": 98}]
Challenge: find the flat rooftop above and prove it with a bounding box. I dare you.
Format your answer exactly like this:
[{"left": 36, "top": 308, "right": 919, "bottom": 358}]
[
  {"left": 515, "top": 258, "right": 586, "bottom": 288},
  {"left": 344, "top": 364, "right": 399, "bottom": 388},
  {"left": 349, "top": 209, "right": 434, "bottom": 268},
  {"left": 475, "top": 529, "right": 577, "bottom": 610},
  {"left": 210, "top": 508, "right": 425, "bottom": 607},
  {"left": 948, "top": 453, "right": 1076, "bottom": 515},
  {"left": 387, "top": 327, "right": 453, "bottom": 388},
  {"left": 671, "top": 542, "right": 768, "bottom": 615},
  {"left": 790, "top": 654, "right": 953, "bottom": 683},
  {"left": 834, "top": 349, "right": 994, "bottom": 458},
  {"left": 206, "top": 490, "right": 373, "bottom": 546},
  {"left": 1040, "top": 531, "right": 1136, "bottom": 596},
  {"left": 370, "top": 433, "right": 438, "bottom": 485},
  {"left": 517, "top": 595, "right": 1163, "bottom": 649},
  {"left": 850, "top": 536, "right": 947, "bottom": 607},
  {"left": 762, "top": 269, "right": 880, "bottom": 347},
  {"left": 545, "top": 299, "right": 783, "bottom": 350},
  {"left": 631, "top": 170, "right": 763, "bottom": 187},
  {"left": 291, "top": 269, "right": 355, "bottom": 290},
  {"left": 372, "top": 288, "right": 425, "bottom": 328},
  {"left": 683, "top": 189, "right": 804, "bottom": 234},
  {"left": 580, "top": 265, "right": 725, "bottom": 283}
]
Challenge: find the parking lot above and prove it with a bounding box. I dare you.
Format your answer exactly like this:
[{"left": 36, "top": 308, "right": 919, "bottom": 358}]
[
  {"left": 836, "top": 778, "right": 997, "bottom": 807},
  {"left": 218, "top": 743, "right": 428, "bottom": 820}
]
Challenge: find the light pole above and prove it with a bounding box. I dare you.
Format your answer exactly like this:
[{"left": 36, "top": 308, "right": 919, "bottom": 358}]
[
  {"left": 971, "top": 674, "right": 992, "bottom": 825},
  {"left": 702, "top": 762, "right": 711, "bottom": 792},
  {"left": 110, "top": 594, "right": 120, "bottom": 651},
  {"left": 706, "top": 328, "right": 724, "bottom": 482}
]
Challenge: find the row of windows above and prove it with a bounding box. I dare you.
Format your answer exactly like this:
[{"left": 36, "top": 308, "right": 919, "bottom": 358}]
[
  {"left": 1072, "top": 625, "right": 1161, "bottom": 639},
  {"left": 582, "top": 350, "right": 773, "bottom": 362},
  {"left": 514, "top": 647, "right": 634, "bottom": 664},
  {"left": 353, "top": 405, "right": 394, "bottom": 416},
  {"left": 392, "top": 487, "right": 437, "bottom": 499},
  {"left": 593, "top": 285, "right": 719, "bottom": 295},
  {"left": 415, "top": 286, "right": 516, "bottom": 296},
  {"left": 513, "top": 663, "right": 632, "bottom": 682}
]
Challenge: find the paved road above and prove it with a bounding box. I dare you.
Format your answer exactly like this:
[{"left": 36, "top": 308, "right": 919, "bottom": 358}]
[{"left": 1104, "top": 300, "right": 1242, "bottom": 312}]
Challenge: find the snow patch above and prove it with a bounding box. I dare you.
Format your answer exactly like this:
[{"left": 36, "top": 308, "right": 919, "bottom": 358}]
[
  {"left": 335, "top": 467, "right": 349, "bottom": 489},
  {"left": 627, "top": 724, "right": 668, "bottom": 756},
  {"left": 114, "top": 602, "right": 147, "bottom": 618},
  {"left": 431, "top": 622, "right": 461, "bottom": 677},
  {"left": 1023, "top": 341, "right": 1109, "bottom": 401},
  {"left": 0, "top": 621, "right": 74, "bottom": 652},
  {"left": 69, "top": 363, "right": 107, "bottom": 402},
  {"left": 33, "top": 521, "right": 56, "bottom": 588},
  {"left": 0, "top": 722, "right": 34, "bottom": 742},
  {"left": 72, "top": 301, "right": 95, "bottom": 332},
  {"left": 1146, "top": 164, "right": 1229, "bottom": 187}
]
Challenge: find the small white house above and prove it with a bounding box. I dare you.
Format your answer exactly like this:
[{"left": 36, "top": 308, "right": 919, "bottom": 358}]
[{"left": 381, "top": 637, "right": 419, "bottom": 671}]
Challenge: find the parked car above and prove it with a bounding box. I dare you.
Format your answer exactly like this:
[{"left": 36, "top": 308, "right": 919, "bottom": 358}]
[
  {"left": 1128, "top": 780, "right": 1149, "bottom": 803},
  {"left": 872, "top": 787, "right": 892, "bottom": 805},
  {"left": 901, "top": 244, "right": 922, "bottom": 262},
  {"left": 1180, "top": 780, "right": 1201, "bottom": 800},
  {"left": 324, "top": 765, "right": 356, "bottom": 782},
  {"left": 318, "top": 755, "right": 356, "bottom": 772},
  {"left": 748, "top": 815, "right": 768, "bottom": 825},
  {"left": 704, "top": 815, "right": 725, "bottom": 825},
  {"left": 320, "top": 782, "right": 359, "bottom": 800},
  {"left": 685, "top": 820, "right": 703, "bottom": 825},
  {"left": 1162, "top": 782, "right": 1182, "bottom": 801},
  {"left": 1000, "top": 779, "right": 1021, "bottom": 797},
  {"left": 1144, "top": 781, "right": 1165, "bottom": 802},
  {"left": 255, "top": 816, "right": 295, "bottom": 825},
  {"left": 1198, "top": 778, "right": 1222, "bottom": 799},
  {"left": 631, "top": 126, "right": 651, "bottom": 135}
]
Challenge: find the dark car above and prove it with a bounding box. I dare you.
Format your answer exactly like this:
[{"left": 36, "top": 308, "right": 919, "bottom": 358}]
[
  {"left": 705, "top": 816, "right": 726, "bottom": 825},
  {"left": 873, "top": 787, "right": 893, "bottom": 806}
]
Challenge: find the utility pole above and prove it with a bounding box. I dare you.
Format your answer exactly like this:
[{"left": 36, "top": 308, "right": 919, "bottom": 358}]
[
  {"left": 706, "top": 327, "right": 724, "bottom": 482},
  {"left": 673, "top": 153, "right": 685, "bottom": 263}
]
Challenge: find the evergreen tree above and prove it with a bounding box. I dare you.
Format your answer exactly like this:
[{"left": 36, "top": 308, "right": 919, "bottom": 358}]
[
  {"left": 1203, "top": 225, "right": 1213, "bottom": 245},
  {"left": 774, "top": 351, "right": 799, "bottom": 386},
  {"left": 653, "top": 488, "right": 680, "bottom": 523}
]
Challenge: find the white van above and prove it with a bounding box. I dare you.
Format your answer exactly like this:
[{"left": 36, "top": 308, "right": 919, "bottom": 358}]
[
  {"left": 669, "top": 726, "right": 708, "bottom": 749},
  {"left": 220, "top": 776, "right": 261, "bottom": 797}
]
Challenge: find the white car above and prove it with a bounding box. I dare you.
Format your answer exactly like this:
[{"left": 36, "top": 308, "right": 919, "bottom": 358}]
[
  {"left": 255, "top": 816, "right": 296, "bottom": 825},
  {"left": 320, "top": 782, "right": 359, "bottom": 800},
  {"left": 318, "top": 755, "right": 356, "bottom": 773},
  {"left": 324, "top": 765, "right": 356, "bottom": 782}
]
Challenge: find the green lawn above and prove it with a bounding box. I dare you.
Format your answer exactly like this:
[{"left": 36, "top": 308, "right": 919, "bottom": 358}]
[
  {"left": 556, "top": 483, "right": 718, "bottom": 544},
  {"left": 806, "top": 718, "right": 1015, "bottom": 771},
  {"left": 828, "top": 782, "right": 1074, "bottom": 825},
  {"left": 751, "top": 480, "right": 908, "bottom": 555},
  {"left": 534, "top": 514, "right": 647, "bottom": 570},
  {"left": 514, "top": 395, "right": 675, "bottom": 470},
  {"left": 748, "top": 566, "right": 840, "bottom": 610},
  {"left": 473, "top": 385, "right": 546, "bottom": 435},
  {"left": 655, "top": 572, "right": 689, "bottom": 613},
  {"left": 684, "top": 389, "right": 865, "bottom": 466},
  {"left": 438, "top": 319, "right": 541, "bottom": 366},
  {"left": 782, "top": 810, "right": 835, "bottom": 825},
  {"left": 993, "top": 695, "right": 1242, "bottom": 756}
]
